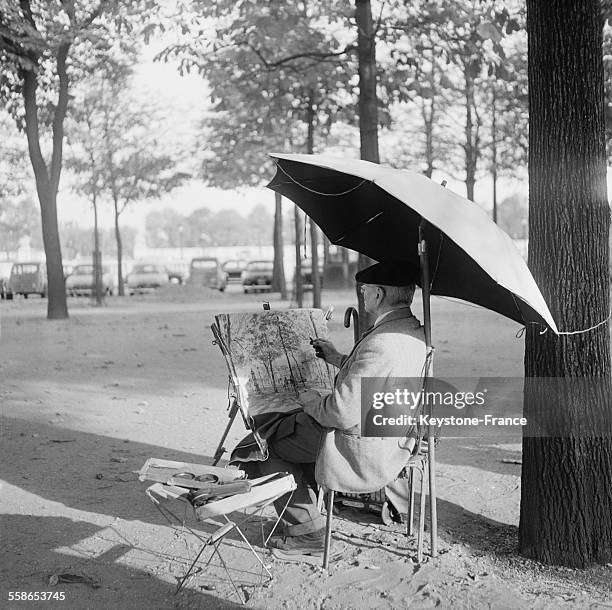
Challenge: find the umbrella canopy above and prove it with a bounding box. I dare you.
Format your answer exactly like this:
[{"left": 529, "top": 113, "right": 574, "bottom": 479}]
[{"left": 267, "top": 152, "right": 558, "bottom": 334}]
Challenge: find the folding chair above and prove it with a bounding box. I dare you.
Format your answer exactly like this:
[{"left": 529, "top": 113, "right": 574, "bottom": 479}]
[
  {"left": 320, "top": 438, "right": 435, "bottom": 568},
  {"left": 142, "top": 462, "right": 296, "bottom": 603}
]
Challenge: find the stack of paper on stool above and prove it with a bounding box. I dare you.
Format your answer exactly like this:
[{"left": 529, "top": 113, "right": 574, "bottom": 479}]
[
  {"left": 140, "top": 458, "right": 296, "bottom": 520},
  {"left": 138, "top": 457, "right": 245, "bottom": 484}
]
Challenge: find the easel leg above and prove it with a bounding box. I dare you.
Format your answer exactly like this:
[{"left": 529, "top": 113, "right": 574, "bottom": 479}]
[{"left": 212, "top": 399, "right": 240, "bottom": 465}]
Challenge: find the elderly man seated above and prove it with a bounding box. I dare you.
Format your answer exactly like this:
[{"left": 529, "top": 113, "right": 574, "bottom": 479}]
[{"left": 233, "top": 261, "right": 426, "bottom": 560}]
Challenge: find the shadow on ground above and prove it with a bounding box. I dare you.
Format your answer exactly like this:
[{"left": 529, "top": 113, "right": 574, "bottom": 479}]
[{"left": 0, "top": 514, "right": 242, "bottom": 609}]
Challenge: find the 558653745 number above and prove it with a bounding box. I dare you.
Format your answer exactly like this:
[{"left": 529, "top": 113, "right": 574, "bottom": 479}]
[{"left": 8, "top": 592, "right": 66, "bottom": 601}]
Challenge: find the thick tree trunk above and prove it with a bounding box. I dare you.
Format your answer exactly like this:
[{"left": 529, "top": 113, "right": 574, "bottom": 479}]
[
  {"left": 272, "top": 192, "right": 287, "bottom": 298},
  {"left": 39, "top": 189, "right": 66, "bottom": 316},
  {"left": 20, "top": 53, "right": 68, "bottom": 320},
  {"left": 355, "top": 0, "right": 378, "bottom": 334},
  {"left": 520, "top": 0, "right": 612, "bottom": 567},
  {"left": 356, "top": 0, "right": 379, "bottom": 163}
]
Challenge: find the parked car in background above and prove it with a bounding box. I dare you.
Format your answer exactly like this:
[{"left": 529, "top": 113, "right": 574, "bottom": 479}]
[
  {"left": 241, "top": 260, "right": 274, "bottom": 293},
  {"left": 187, "top": 257, "right": 227, "bottom": 291},
  {"left": 222, "top": 259, "right": 247, "bottom": 283},
  {"left": 127, "top": 263, "right": 169, "bottom": 294},
  {"left": 0, "top": 262, "right": 14, "bottom": 299},
  {"left": 66, "top": 264, "right": 115, "bottom": 296},
  {"left": 167, "top": 268, "right": 184, "bottom": 284},
  {"left": 6, "top": 262, "right": 47, "bottom": 299}
]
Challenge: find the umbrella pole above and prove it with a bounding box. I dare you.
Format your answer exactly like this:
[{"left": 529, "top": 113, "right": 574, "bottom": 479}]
[{"left": 418, "top": 222, "right": 437, "bottom": 558}]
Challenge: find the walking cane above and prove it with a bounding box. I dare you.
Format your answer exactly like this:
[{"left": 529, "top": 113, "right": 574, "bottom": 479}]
[{"left": 343, "top": 306, "right": 360, "bottom": 343}]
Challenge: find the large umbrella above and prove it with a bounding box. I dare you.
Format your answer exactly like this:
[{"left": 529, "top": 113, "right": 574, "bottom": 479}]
[
  {"left": 267, "top": 152, "right": 558, "bottom": 565},
  {"left": 267, "top": 152, "right": 558, "bottom": 334}
]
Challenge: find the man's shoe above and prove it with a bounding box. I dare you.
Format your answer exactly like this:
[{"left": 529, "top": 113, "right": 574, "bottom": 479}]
[{"left": 269, "top": 529, "right": 325, "bottom": 556}]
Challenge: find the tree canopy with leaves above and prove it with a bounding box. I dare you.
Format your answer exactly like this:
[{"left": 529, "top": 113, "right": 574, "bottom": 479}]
[
  {"left": 0, "top": 0, "right": 157, "bottom": 317},
  {"left": 67, "top": 74, "right": 188, "bottom": 295}
]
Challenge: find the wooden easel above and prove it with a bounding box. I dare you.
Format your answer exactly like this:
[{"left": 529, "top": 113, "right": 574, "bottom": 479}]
[{"left": 210, "top": 322, "right": 251, "bottom": 466}]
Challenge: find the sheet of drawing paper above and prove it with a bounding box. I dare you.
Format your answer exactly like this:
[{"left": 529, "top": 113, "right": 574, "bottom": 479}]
[{"left": 214, "top": 309, "right": 334, "bottom": 416}]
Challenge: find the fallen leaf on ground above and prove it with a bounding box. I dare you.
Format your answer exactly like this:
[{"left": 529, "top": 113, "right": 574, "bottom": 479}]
[{"left": 49, "top": 573, "right": 100, "bottom": 588}]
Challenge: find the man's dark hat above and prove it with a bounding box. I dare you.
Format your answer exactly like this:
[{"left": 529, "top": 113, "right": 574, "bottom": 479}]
[{"left": 355, "top": 261, "right": 421, "bottom": 287}]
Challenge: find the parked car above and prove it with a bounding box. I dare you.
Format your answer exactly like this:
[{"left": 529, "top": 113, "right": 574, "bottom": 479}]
[
  {"left": 167, "top": 268, "right": 184, "bottom": 284},
  {"left": 6, "top": 261, "right": 47, "bottom": 299},
  {"left": 241, "top": 260, "right": 274, "bottom": 293},
  {"left": 222, "top": 259, "right": 247, "bottom": 283},
  {"left": 127, "top": 263, "right": 169, "bottom": 294},
  {"left": 187, "top": 257, "right": 227, "bottom": 291},
  {"left": 66, "top": 264, "right": 115, "bottom": 296},
  {"left": 0, "top": 261, "right": 14, "bottom": 299}
]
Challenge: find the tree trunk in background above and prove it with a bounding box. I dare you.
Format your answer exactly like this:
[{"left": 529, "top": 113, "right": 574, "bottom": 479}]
[
  {"left": 113, "top": 202, "right": 124, "bottom": 296},
  {"left": 92, "top": 194, "right": 103, "bottom": 305},
  {"left": 463, "top": 65, "right": 478, "bottom": 202},
  {"left": 422, "top": 96, "right": 435, "bottom": 179},
  {"left": 310, "top": 220, "right": 321, "bottom": 308},
  {"left": 323, "top": 235, "right": 330, "bottom": 269},
  {"left": 520, "top": 0, "right": 612, "bottom": 567},
  {"left": 294, "top": 205, "right": 303, "bottom": 307},
  {"left": 341, "top": 247, "right": 350, "bottom": 288},
  {"left": 305, "top": 94, "right": 321, "bottom": 308},
  {"left": 491, "top": 84, "right": 498, "bottom": 223},
  {"left": 355, "top": 0, "right": 378, "bottom": 334},
  {"left": 20, "top": 51, "right": 68, "bottom": 319},
  {"left": 272, "top": 192, "right": 287, "bottom": 299}
]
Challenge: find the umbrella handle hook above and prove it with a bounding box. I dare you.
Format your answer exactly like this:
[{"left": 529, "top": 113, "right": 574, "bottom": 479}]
[{"left": 344, "top": 306, "right": 360, "bottom": 344}]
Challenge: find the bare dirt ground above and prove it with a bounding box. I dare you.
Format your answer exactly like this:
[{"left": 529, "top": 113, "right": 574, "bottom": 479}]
[{"left": 1, "top": 285, "right": 611, "bottom": 609}]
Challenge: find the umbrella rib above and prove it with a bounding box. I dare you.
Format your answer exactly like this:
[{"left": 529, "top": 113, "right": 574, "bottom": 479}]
[
  {"left": 274, "top": 162, "right": 370, "bottom": 196},
  {"left": 366, "top": 211, "right": 384, "bottom": 223},
  {"left": 509, "top": 291, "right": 529, "bottom": 327},
  {"left": 332, "top": 211, "right": 384, "bottom": 243}
]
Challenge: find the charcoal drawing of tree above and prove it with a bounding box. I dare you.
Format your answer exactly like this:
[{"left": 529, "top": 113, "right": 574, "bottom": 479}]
[
  {"left": 308, "top": 309, "right": 334, "bottom": 386},
  {"left": 273, "top": 314, "right": 306, "bottom": 392},
  {"left": 241, "top": 315, "right": 283, "bottom": 393}
]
